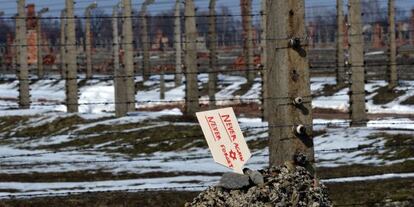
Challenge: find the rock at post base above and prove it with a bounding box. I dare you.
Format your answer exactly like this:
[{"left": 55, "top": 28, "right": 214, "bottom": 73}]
[
  {"left": 185, "top": 164, "right": 332, "bottom": 207},
  {"left": 217, "top": 173, "right": 250, "bottom": 190}
]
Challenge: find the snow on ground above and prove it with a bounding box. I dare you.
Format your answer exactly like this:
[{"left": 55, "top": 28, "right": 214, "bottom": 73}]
[
  {"left": 214, "top": 75, "right": 247, "bottom": 105},
  {"left": 0, "top": 116, "right": 412, "bottom": 197},
  {"left": 314, "top": 127, "right": 384, "bottom": 167},
  {"left": 368, "top": 118, "right": 414, "bottom": 130},
  {"left": 74, "top": 108, "right": 182, "bottom": 132},
  {"left": 240, "top": 77, "right": 262, "bottom": 100},
  {"left": 312, "top": 80, "right": 388, "bottom": 112},
  {"left": 322, "top": 172, "right": 414, "bottom": 183},
  {"left": 367, "top": 81, "right": 414, "bottom": 114},
  {"left": 0, "top": 108, "right": 54, "bottom": 117},
  {"left": 313, "top": 87, "right": 350, "bottom": 111},
  {"left": 312, "top": 79, "right": 414, "bottom": 113},
  {"left": 311, "top": 77, "right": 336, "bottom": 93},
  {"left": 0, "top": 176, "right": 217, "bottom": 198},
  {"left": 0, "top": 75, "right": 413, "bottom": 198},
  {"left": 1, "top": 75, "right": 413, "bottom": 114},
  {"left": 137, "top": 75, "right": 185, "bottom": 105},
  {"left": 0, "top": 74, "right": 255, "bottom": 112}
]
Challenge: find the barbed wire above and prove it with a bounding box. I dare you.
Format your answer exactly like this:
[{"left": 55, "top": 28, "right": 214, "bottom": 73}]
[
  {"left": 1, "top": 116, "right": 412, "bottom": 140},
  {"left": 2, "top": 35, "right": 307, "bottom": 47},
  {"left": 1, "top": 88, "right": 414, "bottom": 111},
  {"left": 0, "top": 68, "right": 266, "bottom": 81},
  {"left": 1, "top": 13, "right": 265, "bottom": 21},
  {"left": 0, "top": 117, "right": 413, "bottom": 160},
  {"left": 3, "top": 27, "right": 411, "bottom": 48},
  {"left": 0, "top": 142, "right": 413, "bottom": 167},
  {"left": 0, "top": 90, "right": 383, "bottom": 108},
  {"left": 1, "top": 60, "right": 414, "bottom": 82},
  {"left": 1, "top": 6, "right": 414, "bottom": 21}
]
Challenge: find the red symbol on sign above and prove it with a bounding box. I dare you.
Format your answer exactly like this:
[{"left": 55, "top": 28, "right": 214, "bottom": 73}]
[{"left": 229, "top": 150, "right": 237, "bottom": 160}]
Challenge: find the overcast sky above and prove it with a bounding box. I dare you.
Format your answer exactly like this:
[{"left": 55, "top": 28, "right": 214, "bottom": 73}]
[{"left": 0, "top": 0, "right": 413, "bottom": 18}]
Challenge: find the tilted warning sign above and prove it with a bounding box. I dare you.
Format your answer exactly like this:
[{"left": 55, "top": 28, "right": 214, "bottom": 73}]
[{"left": 196, "top": 107, "right": 251, "bottom": 174}]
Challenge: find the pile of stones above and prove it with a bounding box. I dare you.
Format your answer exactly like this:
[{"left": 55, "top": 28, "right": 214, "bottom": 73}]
[{"left": 186, "top": 163, "right": 332, "bottom": 207}]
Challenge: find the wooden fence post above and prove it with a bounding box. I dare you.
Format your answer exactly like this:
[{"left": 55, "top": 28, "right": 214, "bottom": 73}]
[
  {"left": 348, "top": 0, "right": 367, "bottom": 127},
  {"left": 113, "top": 5, "right": 128, "bottom": 117},
  {"left": 60, "top": 10, "right": 66, "bottom": 79},
  {"left": 85, "top": 3, "right": 96, "bottom": 79},
  {"left": 122, "top": 0, "right": 136, "bottom": 112},
  {"left": 336, "top": 0, "right": 346, "bottom": 87},
  {"left": 140, "top": 1, "right": 153, "bottom": 82},
  {"left": 184, "top": 0, "right": 199, "bottom": 116},
  {"left": 388, "top": 0, "right": 398, "bottom": 89},
  {"left": 241, "top": 0, "right": 255, "bottom": 83},
  {"left": 261, "top": 0, "right": 268, "bottom": 121},
  {"left": 37, "top": 8, "right": 48, "bottom": 79},
  {"left": 65, "top": 0, "right": 78, "bottom": 113},
  {"left": 208, "top": 0, "right": 217, "bottom": 109},
  {"left": 17, "top": 0, "right": 30, "bottom": 109},
  {"left": 174, "top": 0, "right": 183, "bottom": 87},
  {"left": 267, "top": 0, "right": 314, "bottom": 167},
  {"left": 160, "top": 66, "right": 165, "bottom": 100}
]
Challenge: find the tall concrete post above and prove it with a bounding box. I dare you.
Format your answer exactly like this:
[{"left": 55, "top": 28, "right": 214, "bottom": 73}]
[
  {"left": 411, "top": 10, "right": 414, "bottom": 46},
  {"left": 113, "top": 5, "right": 127, "bottom": 117},
  {"left": 37, "top": 8, "right": 48, "bottom": 79},
  {"left": 122, "top": 0, "right": 136, "bottom": 112},
  {"left": 160, "top": 66, "right": 165, "bottom": 100},
  {"left": 208, "top": 0, "right": 217, "bottom": 109},
  {"left": 174, "top": 0, "right": 183, "bottom": 86},
  {"left": 388, "top": 0, "right": 398, "bottom": 89},
  {"left": 184, "top": 0, "right": 199, "bottom": 115},
  {"left": 336, "top": 0, "right": 346, "bottom": 86},
  {"left": 261, "top": 0, "right": 268, "bottom": 121},
  {"left": 267, "top": 0, "right": 314, "bottom": 167},
  {"left": 85, "top": 3, "right": 97, "bottom": 79},
  {"left": 17, "top": 0, "right": 30, "bottom": 109},
  {"left": 140, "top": 0, "right": 154, "bottom": 82},
  {"left": 65, "top": 0, "right": 78, "bottom": 113},
  {"left": 0, "top": 12, "right": 3, "bottom": 75},
  {"left": 241, "top": 0, "right": 255, "bottom": 83},
  {"left": 348, "top": 0, "right": 367, "bottom": 127},
  {"left": 60, "top": 10, "right": 66, "bottom": 79},
  {"left": 13, "top": 17, "right": 20, "bottom": 77}
]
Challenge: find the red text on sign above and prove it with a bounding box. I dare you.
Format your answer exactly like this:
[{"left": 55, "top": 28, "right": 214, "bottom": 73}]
[
  {"left": 205, "top": 116, "right": 222, "bottom": 141},
  {"left": 234, "top": 143, "right": 245, "bottom": 161},
  {"left": 221, "top": 144, "right": 234, "bottom": 168},
  {"left": 219, "top": 114, "right": 237, "bottom": 142}
]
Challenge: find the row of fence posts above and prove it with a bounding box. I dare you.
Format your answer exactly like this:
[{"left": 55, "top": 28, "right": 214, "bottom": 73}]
[{"left": 10, "top": 0, "right": 401, "bottom": 166}]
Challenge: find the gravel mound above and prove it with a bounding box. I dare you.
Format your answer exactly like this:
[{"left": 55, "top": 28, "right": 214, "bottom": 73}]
[{"left": 186, "top": 163, "right": 332, "bottom": 207}]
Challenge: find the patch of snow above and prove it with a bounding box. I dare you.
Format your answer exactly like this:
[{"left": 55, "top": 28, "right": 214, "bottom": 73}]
[
  {"left": 364, "top": 51, "right": 385, "bottom": 56},
  {"left": 310, "top": 77, "right": 336, "bottom": 93},
  {"left": 0, "top": 176, "right": 217, "bottom": 198},
  {"left": 0, "top": 109, "right": 54, "bottom": 117},
  {"left": 312, "top": 87, "right": 349, "bottom": 111},
  {"left": 322, "top": 172, "right": 414, "bottom": 183},
  {"left": 367, "top": 82, "right": 414, "bottom": 114},
  {"left": 74, "top": 108, "right": 182, "bottom": 132},
  {"left": 368, "top": 118, "right": 414, "bottom": 130}
]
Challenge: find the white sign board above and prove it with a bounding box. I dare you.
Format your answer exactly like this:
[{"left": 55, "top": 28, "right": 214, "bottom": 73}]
[{"left": 196, "top": 107, "right": 251, "bottom": 174}]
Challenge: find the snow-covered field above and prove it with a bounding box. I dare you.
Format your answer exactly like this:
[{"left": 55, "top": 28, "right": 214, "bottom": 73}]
[
  {"left": 312, "top": 78, "right": 414, "bottom": 114},
  {"left": 0, "top": 114, "right": 412, "bottom": 198},
  {"left": 0, "top": 75, "right": 413, "bottom": 198},
  {"left": 1, "top": 75, "right": 413, "bottom": 113}
]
